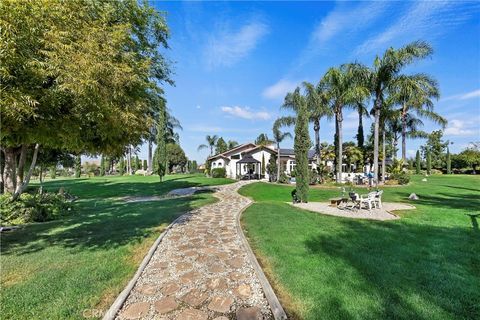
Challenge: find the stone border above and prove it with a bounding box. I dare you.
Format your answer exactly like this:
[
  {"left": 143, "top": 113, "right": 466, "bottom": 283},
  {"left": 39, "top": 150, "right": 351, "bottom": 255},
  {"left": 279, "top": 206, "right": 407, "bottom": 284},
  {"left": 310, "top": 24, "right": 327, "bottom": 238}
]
[
  {"left": 236, "top": 202, "right": 288, "bottom": 320},
  {"left": 102, "top": 214, "right": 186, "bottom": 320}
]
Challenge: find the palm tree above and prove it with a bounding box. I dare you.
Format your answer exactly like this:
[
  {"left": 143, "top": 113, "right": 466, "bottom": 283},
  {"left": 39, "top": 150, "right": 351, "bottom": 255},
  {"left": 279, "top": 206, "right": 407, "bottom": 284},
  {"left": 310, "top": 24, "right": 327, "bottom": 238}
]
[
  {"left": 390, "top": 73, "right": 445, "bottom": 161},
  {"left": 368, "top": 40, "right": 434, "bottom": 184},
  {"left": 387, "top": 112, "right": 428, "bottom": 161},
  {"left": 147, "top": 110, "right": 182, "bottom": 173},
  {"left": 272, "top": 119, "right": 292, "bottom": 182},
  {"left": 197, "top": 135, "right": 218, "bottom": 156},
  {"left": 321, "top": 64, "right": 369, "bottom": 183},
  {"left": 278, "top": 82, "right": 331, "bottom": 167}
]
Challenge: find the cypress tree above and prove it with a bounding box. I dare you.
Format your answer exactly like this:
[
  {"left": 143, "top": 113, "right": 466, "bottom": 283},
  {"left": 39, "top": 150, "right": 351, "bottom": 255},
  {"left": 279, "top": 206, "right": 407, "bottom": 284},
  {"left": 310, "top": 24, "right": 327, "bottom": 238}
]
[
  {"left": 446, "top": 148, "right": 451, "bottom": 174},
  {"left": 415, "top": 150, "right": 421, "bottom": 174},
  {"left": 74, "top": 155, "right": 81, "bottom": 178},
  {"left": 100, "top": 156, "right": 105, "bottom": 176},
  {"left": 261, "top": 153, "right": 266, "bottom": 175},
  {"left": 426, "top": 149, "right": 432, "bottom": 174},
  {"left": 293, "top": 90, "right": 310, "bottom": 202},
  {"left": 156, "top": 106, "right": 167, "bottom": 181}
]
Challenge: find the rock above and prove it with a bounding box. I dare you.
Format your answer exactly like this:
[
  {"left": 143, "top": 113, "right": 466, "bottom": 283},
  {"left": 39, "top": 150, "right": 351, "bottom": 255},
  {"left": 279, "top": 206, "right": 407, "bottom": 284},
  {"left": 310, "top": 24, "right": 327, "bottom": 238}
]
[
  {"left": 120, "top": 302, "right": 150, "bottom": 319},
  {"left": 421, "top": 178, "right": 427, "bottom": 182},
  {"left": 408, "top": 193, "right": 419, "bottom": 200}
]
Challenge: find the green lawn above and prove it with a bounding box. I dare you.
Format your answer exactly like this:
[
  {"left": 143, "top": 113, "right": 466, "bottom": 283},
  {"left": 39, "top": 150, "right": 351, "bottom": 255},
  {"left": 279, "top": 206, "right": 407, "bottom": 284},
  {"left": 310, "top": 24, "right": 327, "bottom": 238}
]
[
  {"left": 239, "top": 175, "right": 480, "bottom": 320},
  {"left": 0, "top": 174, "right": 233, "bottom": 320}
]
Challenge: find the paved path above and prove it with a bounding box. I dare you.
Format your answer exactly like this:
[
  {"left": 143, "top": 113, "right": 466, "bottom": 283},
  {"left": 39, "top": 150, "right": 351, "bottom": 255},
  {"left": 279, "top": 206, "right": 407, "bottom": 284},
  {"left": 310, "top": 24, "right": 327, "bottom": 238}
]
[{"left": 116, "top": 181, "right": 273, "bottom": 320}]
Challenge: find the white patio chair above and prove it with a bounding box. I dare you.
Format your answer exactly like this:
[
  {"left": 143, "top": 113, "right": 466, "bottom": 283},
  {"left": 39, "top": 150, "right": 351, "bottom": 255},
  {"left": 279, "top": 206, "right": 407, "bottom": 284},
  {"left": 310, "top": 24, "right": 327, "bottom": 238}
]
[
  {"left": 374, "top": 190, "right": 383, "bottom": 208},
  {"left": 357, "top": 192, "right": 376, "bottom": 210}
]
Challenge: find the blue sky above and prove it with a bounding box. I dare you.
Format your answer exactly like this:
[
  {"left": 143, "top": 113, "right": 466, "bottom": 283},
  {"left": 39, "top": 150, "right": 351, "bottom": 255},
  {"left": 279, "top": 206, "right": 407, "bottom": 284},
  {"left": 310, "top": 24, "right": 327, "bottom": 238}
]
[{"left": 139, "top": 0, "right": 480, "bottom": 163}]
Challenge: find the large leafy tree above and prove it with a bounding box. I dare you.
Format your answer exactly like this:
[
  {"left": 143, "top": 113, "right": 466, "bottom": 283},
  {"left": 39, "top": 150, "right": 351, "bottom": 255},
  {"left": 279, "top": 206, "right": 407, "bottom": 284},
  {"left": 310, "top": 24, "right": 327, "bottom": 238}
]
[
  {"left": 321, "top": 64, "right": 369, "bottom": 183},
  {"left": 0, "top": 0, "right": 171, "bottom": 197},
  {"left": 368, "top": 41, "right": 433, "bottom": 184},
  {"left": 420, "top": 130, "right": 449, "bottom": 169},
  {"left": 255, "top": 133, "right": 274, "bottom": 146},
  {"left": 227, "top": 140, "right": 239, "bottom": 149}
]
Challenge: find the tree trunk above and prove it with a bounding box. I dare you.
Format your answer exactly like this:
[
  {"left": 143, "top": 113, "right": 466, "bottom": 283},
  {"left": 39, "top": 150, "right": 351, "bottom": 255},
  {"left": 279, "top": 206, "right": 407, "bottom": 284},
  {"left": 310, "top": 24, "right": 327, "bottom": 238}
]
[
  {"left": 373, "top": 101, "right": 381, "bottom": 186},
  {"left": 277, "top": 142, "right": 281, "bottom": 183},
  {"left": 148, "top": 140, "right": 153, "bottom": 173},
  {"left": 39, "top": 165, "right": 44, "bottom": 194},
  {"left": 3, "top": 147, "right": 17, "bottom": 193},
  {"left": 401, "top": 107, "right": 407, "bottom": 162},
  {"left": 13, "top": 144, "right": 39, "bottom": 200},
  {"left": 357, "top": 109, "right": 364, "bottom": 149},
  {"left": 16, "top": 145, "right": 27, "bottom": 187},
  {"left": 314, "top": 118, "right": 321, "bottom": 166},
  {"left": 381, "top": 130, "right": 386, "bottom": 183},
  {"left": 336, "top": 109, "right": 343, "bottom": 184}
]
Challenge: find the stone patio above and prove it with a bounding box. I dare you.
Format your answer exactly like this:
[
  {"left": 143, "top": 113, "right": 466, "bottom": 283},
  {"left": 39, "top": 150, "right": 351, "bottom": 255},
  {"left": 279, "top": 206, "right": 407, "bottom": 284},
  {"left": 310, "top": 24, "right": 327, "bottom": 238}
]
[
  {"left": 291, "top": 201, "right": 415, "bottom": 221},
  {"left": 116, "top": 181, "right": 273, "bottom": 320}
]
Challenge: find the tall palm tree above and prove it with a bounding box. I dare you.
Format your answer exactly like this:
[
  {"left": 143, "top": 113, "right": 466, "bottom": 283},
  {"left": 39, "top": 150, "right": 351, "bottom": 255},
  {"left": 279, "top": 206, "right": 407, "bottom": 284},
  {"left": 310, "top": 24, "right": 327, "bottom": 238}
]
[
  {"left": 368, "top": 40, "right": 434, "bottom": 184},
  {"left": 272, "top": 119, "right": 292, "bottom": 182},
  {"left": 147, "top": 110, "right": 182, "bottom": 173},
  {"left": 197, "top": 135, "right": 218, "bottom": 156},
  {"left": 387, "top": 112, "right": 428, "bottom": 161},
  {"left": 321, "top": 64, "right": 369, "bottom": 183},
  {"left": 390, "top": 73, "right": 445, "bottom": 161},
  {"left": 278, "top": 82, "right": 331, "bottom": 167}
]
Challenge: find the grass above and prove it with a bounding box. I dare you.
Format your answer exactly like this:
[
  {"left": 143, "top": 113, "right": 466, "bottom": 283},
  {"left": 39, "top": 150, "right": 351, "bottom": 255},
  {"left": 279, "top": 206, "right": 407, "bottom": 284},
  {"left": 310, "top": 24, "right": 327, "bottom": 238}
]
[
  {"left": 0, "top": 174, "right": 233, "bottom": 320},
  {"left": 239, "top": 175, "right": 480, "bottom": 320}
]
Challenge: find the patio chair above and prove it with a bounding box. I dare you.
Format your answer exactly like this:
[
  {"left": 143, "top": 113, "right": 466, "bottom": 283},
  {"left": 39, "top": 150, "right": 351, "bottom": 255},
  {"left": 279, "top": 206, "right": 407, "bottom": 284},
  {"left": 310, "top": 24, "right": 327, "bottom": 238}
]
[
  {"left": 374, "top": 190, "right": 383, "bottom": 208},
  {"left": 355, "top": 192, "right": 376, "bottom": 210}
]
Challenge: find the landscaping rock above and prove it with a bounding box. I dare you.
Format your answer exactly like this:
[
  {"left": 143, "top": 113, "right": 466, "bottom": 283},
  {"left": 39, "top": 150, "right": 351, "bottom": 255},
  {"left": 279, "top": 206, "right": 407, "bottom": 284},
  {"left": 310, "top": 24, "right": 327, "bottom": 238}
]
[
  {"left": 408, "top": 193, "right": 419, "bottom": 200},
  {"left": 120, "top": 302, "right": 150, "bottom": 319}
]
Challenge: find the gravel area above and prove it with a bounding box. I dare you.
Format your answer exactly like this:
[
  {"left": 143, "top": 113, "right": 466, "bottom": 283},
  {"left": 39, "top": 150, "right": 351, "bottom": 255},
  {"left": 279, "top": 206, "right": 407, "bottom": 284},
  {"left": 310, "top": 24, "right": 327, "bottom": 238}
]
[
  {"left": 291, "top": 201, "right": 415, "bottom": 221},
  {"left": 116, "top": 181, "right": 273, "bottom": 320}
]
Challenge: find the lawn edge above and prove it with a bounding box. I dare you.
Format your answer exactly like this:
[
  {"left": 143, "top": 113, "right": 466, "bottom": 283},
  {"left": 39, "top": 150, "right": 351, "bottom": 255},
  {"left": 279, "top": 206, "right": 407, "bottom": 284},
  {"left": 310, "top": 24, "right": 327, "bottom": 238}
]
[
  {"left": 236, "top": 197, "right": 288, "bottom": 320},
  {"left": 102, "top": 213, "right": 186, "bottom": 320}
]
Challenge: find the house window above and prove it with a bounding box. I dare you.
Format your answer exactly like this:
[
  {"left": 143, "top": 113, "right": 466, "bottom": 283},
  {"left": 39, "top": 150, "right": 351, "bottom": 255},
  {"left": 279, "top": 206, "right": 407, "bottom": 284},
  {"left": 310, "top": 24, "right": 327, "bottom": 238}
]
[
  {"left": 231, "top": 154, "right": 240, "bottom": 159},
  {"left": 289, "top": 161, "right": 296, "bottom": 173}
]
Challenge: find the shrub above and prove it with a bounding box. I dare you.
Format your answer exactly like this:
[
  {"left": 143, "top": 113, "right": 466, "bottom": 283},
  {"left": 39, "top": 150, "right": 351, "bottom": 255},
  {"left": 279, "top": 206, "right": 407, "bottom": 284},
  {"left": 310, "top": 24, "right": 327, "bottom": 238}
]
[
  {"left": 309, "top": 169, "right": 318, "bottom": 185},
  {"left": 211, "top": 167, "right": 226, "bottom": 178},
  {"left": 392, "top": 172, "right": 410, "bottom": 185},
  {"left": 0, "top": 191, "right": 74, "bottom": 225},
  {"left": 278, "top": 172, "right": 289, "bottom": 184}
]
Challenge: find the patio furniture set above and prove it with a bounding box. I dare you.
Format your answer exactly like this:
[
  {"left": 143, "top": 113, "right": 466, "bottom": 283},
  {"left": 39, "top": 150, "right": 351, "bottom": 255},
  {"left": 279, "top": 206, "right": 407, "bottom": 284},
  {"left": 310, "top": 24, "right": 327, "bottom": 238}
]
[{"left": 329, "top": 190, "right": 383, "bottom": 211}]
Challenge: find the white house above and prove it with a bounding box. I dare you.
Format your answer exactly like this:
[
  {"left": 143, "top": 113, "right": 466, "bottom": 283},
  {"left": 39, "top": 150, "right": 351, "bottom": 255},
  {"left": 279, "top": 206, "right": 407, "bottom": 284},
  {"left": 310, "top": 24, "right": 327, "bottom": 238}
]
[{"left": 208, "top": 143, "right": 321, "bottom": 180}]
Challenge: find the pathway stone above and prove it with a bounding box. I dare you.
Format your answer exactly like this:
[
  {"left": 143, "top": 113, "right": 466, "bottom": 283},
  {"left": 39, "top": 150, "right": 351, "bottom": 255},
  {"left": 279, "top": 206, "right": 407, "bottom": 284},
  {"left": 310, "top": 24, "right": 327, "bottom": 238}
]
[
  {"left": 153, "top": 297, "right": 178, "bottom": 314},
  {"left": 115, "top": 181, "right": 273, "bottom": 319}
]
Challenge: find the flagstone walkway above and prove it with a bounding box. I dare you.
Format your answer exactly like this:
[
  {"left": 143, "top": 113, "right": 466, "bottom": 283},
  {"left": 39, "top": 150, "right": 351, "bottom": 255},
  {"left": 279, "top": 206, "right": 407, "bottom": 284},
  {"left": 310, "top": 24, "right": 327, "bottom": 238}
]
[{"left": 116, "top": 181, "right": 273, "bottom": 320}]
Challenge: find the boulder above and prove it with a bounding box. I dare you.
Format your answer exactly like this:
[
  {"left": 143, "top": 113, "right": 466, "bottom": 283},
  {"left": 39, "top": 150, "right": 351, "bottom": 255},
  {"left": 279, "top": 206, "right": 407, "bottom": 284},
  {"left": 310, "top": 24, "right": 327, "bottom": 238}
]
[{"left": 408, "top": 193, "right": 419, "bottom": 200}]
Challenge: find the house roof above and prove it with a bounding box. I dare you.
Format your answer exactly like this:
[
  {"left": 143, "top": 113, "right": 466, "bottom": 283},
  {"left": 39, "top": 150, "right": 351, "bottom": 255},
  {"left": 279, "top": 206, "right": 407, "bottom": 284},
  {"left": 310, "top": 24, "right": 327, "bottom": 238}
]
[
  {"left": 237, "top": 154, "right": 260, "bottom": 164},
  {"left": 207, "top": 143, "right": 256, "bottom": 161},
  {"left": 279, "top": 149, "right": 317, "bottom": 159},
  {"left": 243, "top": 145, "right": 277, "bottom": 155}
]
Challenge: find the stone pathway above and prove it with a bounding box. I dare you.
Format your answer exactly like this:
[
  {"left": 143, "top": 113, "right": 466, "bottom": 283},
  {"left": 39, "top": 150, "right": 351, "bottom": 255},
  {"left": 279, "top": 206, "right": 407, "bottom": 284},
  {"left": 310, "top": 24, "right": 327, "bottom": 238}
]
[{"left": 116, "top": 181, "right": 273, "bottom": 320}]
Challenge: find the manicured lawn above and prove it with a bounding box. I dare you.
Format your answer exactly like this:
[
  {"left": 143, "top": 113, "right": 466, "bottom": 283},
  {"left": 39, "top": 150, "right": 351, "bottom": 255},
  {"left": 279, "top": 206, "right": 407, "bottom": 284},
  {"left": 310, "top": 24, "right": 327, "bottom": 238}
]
[
  {"left": 240, "top": 175, "right": 480, "bottom": 320},
  {"left": 0, "top": 174, "right": 233, "bottom": 320}
]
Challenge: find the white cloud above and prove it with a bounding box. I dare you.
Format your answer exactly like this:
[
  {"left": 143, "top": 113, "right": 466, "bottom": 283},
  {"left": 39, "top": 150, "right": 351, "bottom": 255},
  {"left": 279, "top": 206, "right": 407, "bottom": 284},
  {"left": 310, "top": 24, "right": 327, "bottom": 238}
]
[
  {"left": 444, "top": 119, "right": 478, "bottom": 136},
  {"left": 442, "top": 89, "right": 480, "bottom": 102},
  {"left": 221, "top": 106, "right": 271, "bottom": 120},
  {"left": 204, "top": 20, "right": 269, "bottom": 68},
  {"left": 355, "top": 1, "right": 479, "bottom": 55},
  {"left": 262, "top": 79, "right": 299, "bottom": 100},
  {"left": 313, "top": 2, "right": 388, "bottom": 44}
]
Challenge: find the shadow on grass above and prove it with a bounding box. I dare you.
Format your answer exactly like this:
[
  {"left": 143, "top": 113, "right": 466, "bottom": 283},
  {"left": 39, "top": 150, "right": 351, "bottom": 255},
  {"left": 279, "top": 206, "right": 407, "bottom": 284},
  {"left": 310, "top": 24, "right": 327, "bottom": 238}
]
[
  {"left": 304, "top": 219, "right": 480, "bottom": 319},
  {"left": 39, "top": 178, "right": 210, "bottom": 200},
  {"left": 1, "top": 191, "right": 214, "bottom": 256}
]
